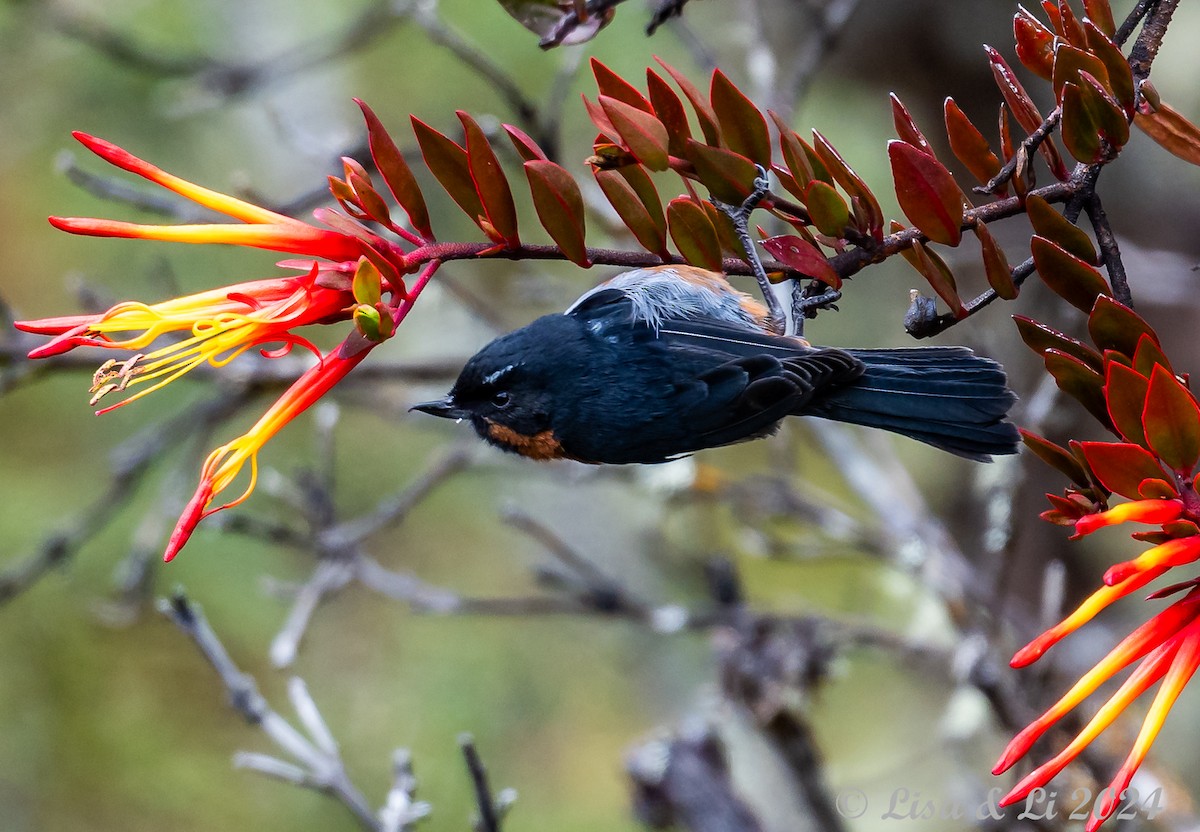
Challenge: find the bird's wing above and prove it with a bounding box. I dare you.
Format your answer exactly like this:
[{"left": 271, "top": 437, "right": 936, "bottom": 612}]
[{"left": 655, "top": 318, "right": 865, "bottom": 447}]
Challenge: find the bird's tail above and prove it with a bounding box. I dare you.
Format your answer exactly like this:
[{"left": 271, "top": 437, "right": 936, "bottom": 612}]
[{"left": 806, "top": 347, "right": 1020, "bottom": 461}]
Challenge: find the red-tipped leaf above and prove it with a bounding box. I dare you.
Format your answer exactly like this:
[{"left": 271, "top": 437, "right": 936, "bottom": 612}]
[
  {"left": 710, "top": 69, "right": 771, "bottom": 163},
  {"left": 356, "top": 99, "right": 432, "bottom": 240},
  {"left": 411, "top": 116, "right": 486, "bottom": 230},
  {"left": 1079, "top": 442, "right": 1168, "bottom": 499},
  {"left": 889, "top": 140, "right": 964, "bottom": 246},
  {"left": 524, "top": 160, "right": 588, "bottom": 267},
  {"left": 1031, "top": 235, "right": 1111, "bottom": 312},
  {"left": 944, "top": 98, "right": 1003, "bottom": 188},
  {"left": 975, "top": 222, "right": 1017, "bottom": 299},
  {"left": 667, "top": 197, "right": 724, "bottom": 271},
  {"left": 760, "top": 235, "right": 841, "bottom": 288},
  {"left": 1143, "top": 364, "right": 1200, "bottom": 474},
  {"left": 459, "top": 112, "right": 520, "bottom": 248},
  {"left": 594, "top": 169, "right": 668, "bottom": 258}
]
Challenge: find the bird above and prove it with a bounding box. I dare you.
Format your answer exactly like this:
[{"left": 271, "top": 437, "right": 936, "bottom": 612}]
[{"left": 412, "top": 265, "right": 1020, "bottom": 464}]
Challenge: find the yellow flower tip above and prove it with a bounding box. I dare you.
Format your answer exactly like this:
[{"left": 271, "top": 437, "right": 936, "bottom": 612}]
[
  {"left": 1073, "top": 499, "right": 1184, "bottom": 538},
  {"left": 1104, "top": 536, "right": 1200, "bottom": 587}
]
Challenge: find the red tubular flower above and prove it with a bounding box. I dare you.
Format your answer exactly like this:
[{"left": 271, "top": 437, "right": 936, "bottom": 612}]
[
  {"left": 17, "top": 133, "right": 427, "bottom": 561},
  {"left": 999, "top": 492, "right": 1200, "bottom": 829},
  {"left": 164, "top": 343, "right": 370, "bottom": 561}
]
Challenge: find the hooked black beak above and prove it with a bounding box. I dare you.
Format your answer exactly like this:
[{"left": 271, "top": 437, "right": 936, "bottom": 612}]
[{"left": 410, "top": 397, "right": 471, "bottom": 420}]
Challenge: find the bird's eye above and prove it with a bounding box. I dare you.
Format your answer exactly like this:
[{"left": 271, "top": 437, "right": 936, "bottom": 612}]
[{"left": 491, "top": 390, "right": 511, "bottom": 409}]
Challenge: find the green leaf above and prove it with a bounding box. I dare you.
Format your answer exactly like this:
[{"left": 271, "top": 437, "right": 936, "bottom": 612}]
[
  {"left": 685, "top": 139, "right": 758, "bottom": 203},
  {"left": 1044, "top": 349, "right": 1113, "bottom": 429},
  {"left": 1143, "top": 364, "right": 1200, "bottom": 474},
  {"left": 1031, "top": 235, "right": 1111, "bottom": 312},
  {"left": 459, "top": 111, "right": 520, "bottom": 248},
  {"left": 618, "top": 165, "right": 666, "bottom": 240},
  {"left": 525, "top": 160, "right": 588, "bottom": 267},
  {"left": 769, "top": 112, "right": 831, "bottom": 186},
  {"left": 803, "top": 181, "right": 851, "bottom": 237},
  {"left": 1134, "top": 332, "right": 1173, "bottom": 376},
  {"left": 812, "top": 131, "right": 883, "bottom": 234},
  {"left": 1051, "top": 43, "right": 1110, "bottom": 102},
  {"left": 356, "top": 99, "right": 432, "bottom": 240},
  {"left": 1088, "top": 295, "right": 1159, "bottom": 357},
  {"left": 1079, "top": 441, "right": 1168, "bottom": 499},
  {"left": 411, "top": 116, "right": 486, "bottom": 231},
  {"left": 667, "top": 197, "right": 724, "bottom": 271},
  {"left": 582, "top": 95, "right": 619, "bottom": 142},
  {"left": 1105, "top": 361, "right": 1150, "bottom": 447},
  {"left": 352, "top": 257, "right": 382, "bottom": 306},
  {"left": 710, "top": 69, "right": 771, "bottom": 163},
  {"left": 943, "top": 97, "right": 1003, "bottom": 189},
  {"left": 600, "top": 95, "right": 670, "bottom": 171},
  {"left": 1013, "top": 315, "right": 1102, "bottom": 370},
  {"left": 655, "top": 57, "right": 722, "bottom": 146},
  {"left": 760, "top": 235, "right": 841, "bottom": 288},
  {"left": 1026, "top": 194, "right": 1097, "bottom": 263},
  {"left": 974, "top": 221, "right": 1016, "bottom": 299},
  {"left": 1061, "top": 75, "right": 1129, "bottom": 163},
  {"left": 503, "top": 124, "right": 549, "bottom": 162},
  {"left": 888, "top": 140, "right": 964, "bottom": 246},
  {"left": 594, "top": 169, "right": 668, "bottom": 258},
  {"left": 890, "top": 93, "right": 934, "bottom": 154},
  {"left": 1020, "top": 429, "right": 1092, "bottom": 487},
  {"left": 1013, "top": 7, "right": 1056, "bottom": 80}
]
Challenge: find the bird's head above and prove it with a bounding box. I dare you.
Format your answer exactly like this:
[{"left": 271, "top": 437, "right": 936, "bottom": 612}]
[{"left": 411, "top": 318, "right": 568, "bottom": 460}]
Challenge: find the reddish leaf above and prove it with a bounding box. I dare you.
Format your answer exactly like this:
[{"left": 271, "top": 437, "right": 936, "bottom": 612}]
[
  {"left": 525, "top": 160, "right": 588, "bottom": 267},
  {"left": 701, "top": 202, "right": 743, "bottom": 257},
  {"left": 1134, "top": 102, "right": 1200, "bottom": 167},
  {"left": 327, "top": 175, "right": 363, "bottom": 217},
  {"left": 601, "top": 96, "right": 670, "bottom": 171},
  {"left": 1079, "top": 442, "right": 1168, "bottom": 499},
  {"left": 1105, "top": 361, "right": 1150, "bottom": 447},
  {"left": 1026, "top": 193, "right": 1097, "bottom": 262},
  {"left": 1088, "top": 295, "right": 1160, "bottom": 357},
  {"left": 770, "top": 163, "right": 807, "bottom": 203},
  {"left": 356, "top": 99, "right": 432, "bottom": 240},
  {"left": 459, "top": 112, "right": 520, "bottom": 248},
  {"left": 1061, "top": 82, "right": 1104, "bottom": 163},
  {"left": 1143, "top": 364, "right": 1200, "bottom": 474},
  {"left": 1056, "top": 0, "right": 1087, "bottom": 47},
  {"left": 1031, "top": 235, "right": 1112, "bottom": 311},
  {"left": 594, "top": 169, "right": 668, "bottom": 258},
  {"left": 888, "top": 140, "right": 964, "bottom": 246},
  {"left": 503, "top": 124, "right": 549, "bottom": 162},
  {"left": 1140, "top": 480, "right": 1179, "bottom": 501},
  {"left": 1085, "top": 21, "right": 1135, "bottom": 113},
  {"left": 686, "top": 139, "right": 758, "bottom": 203},
  {"left": 710, "top": 70, "right": 771, "bottom": 163},
  {"left": 1021, "top": 429, "right": 1092, "bottom": 486},
  {"left": 410, "top": 117, "right": 486, "bottom": 230},
  {"left": 1051, "top": 43, "right": 1110, "bottom": 102},
  {"left": 647, "top": 69, "right": 692, "bottom": 159},
  {"left": 998, "top": 104, "right": 1027, "bottom": 197},
  {"left": 348, "top": 172, "right": 392, "bottom": 226},
  {"left": 944, "top": 98, "right": 1003, "bottom": 188},
  {"left": 1083, "top": 0, "right": 1116, "bottom": 37},
  {"left": 1061, "top": 74, "right": 1129, "bottom": 163},
  {"left": 803, "top": 181, "right": 851, "bottom": 237},
  {"left": 812, "top": 131, "right": 883, "bottom": 234},
  {"left": 591, "top": 58, "right": 654, "bottom": 112},
  {"left": 986, "top": 46, "right": 1069, "bottom": 180},
  {"left": 655, "top": 57, "right": 722, "bottom": 146},
  {"left": 667, "top": 197, "right": 724, "bottom": 271},
  {"left": 582, "top": 96, "right": 619, "bottom": 141},
  {"left": 760, "top": 235, "right": 841, "bottom": 288},
  {"left": 905, "top": 240, "right": 964, "bottom": 317},
  {"left": 1044, "top": 349, "right": 1113, "bottom": 428},
  {"left": 1134, "top": 333, "right": 1174, "bottom": 376},
  {"left": 1040, "top": 0, "right": 1062, "bottom": 36},
  {"left": 890, "top": 93, "right": 934, "bottom": 155},
  {"left": 770, "top": 111, "right": 826, "bottom": 188},
  {"left": 974, "top": 221, "right": 1016, "bottom": 299},
  {"left": 1014, "top": 7, "right": 1057, "bottom": 80},
  {"left": 1014, "top": 315, "right": 1102, "bottom": 370}
]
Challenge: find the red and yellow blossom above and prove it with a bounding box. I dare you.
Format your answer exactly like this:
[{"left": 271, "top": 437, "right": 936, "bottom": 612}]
[
  {"left": 17, "top": 129, "right": 434, "bottom": 561},
  {"left": 1000, "top": 336, "right": 1200, "bottom": 830}
]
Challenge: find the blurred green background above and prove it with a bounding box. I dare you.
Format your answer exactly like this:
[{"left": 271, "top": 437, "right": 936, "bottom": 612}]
[{"left": 3, "top": 2, "right": 1200, "bottom": 831}]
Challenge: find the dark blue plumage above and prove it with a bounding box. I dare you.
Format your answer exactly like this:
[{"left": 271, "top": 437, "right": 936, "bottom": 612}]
[{"left": 412, "top": 266, "right": 1020, "bottom": 464}]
